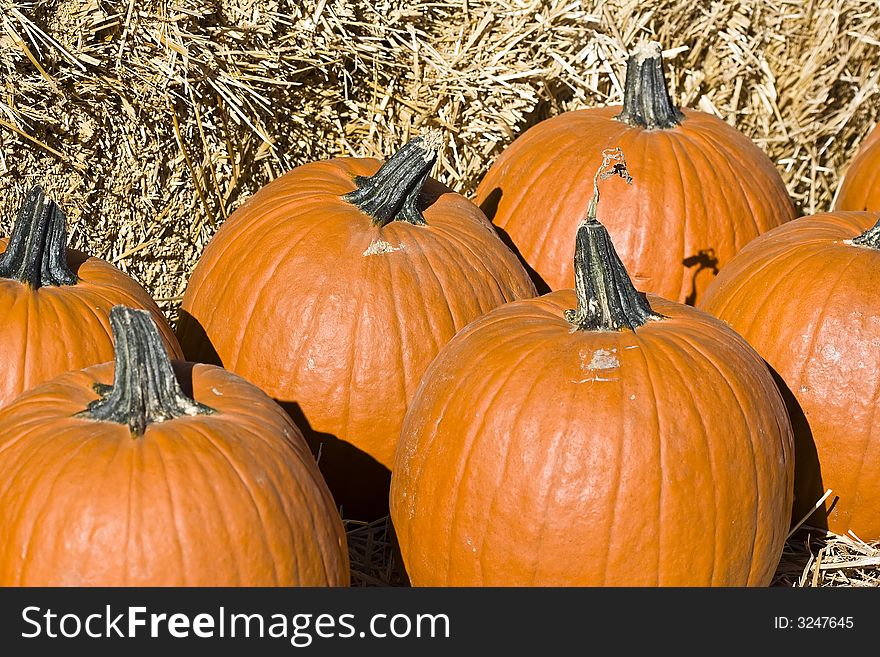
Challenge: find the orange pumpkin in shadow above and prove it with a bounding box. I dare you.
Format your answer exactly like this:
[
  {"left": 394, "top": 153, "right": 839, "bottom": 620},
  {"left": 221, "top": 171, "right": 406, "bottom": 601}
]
[
  {"left": 177, "top": 132, "right": 537, "bottom": 520},
  {"left": 700, "top": 210, "right": 880, "bottom": 540}
]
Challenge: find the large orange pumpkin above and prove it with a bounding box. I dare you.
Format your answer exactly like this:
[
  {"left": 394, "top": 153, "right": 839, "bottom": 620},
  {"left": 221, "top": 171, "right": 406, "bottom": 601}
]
[
  {"left": 0, "top": 185, "right": 180, "bottom": 407},
  {"left": 700, "top": 211, "right": 880, "bottom": 540},
  {"left": 0, "top": 306, "right": 349, "bottom": 586},
  {"left": 391, "top": 150, "right": 794, "bottom": 586},
  {"left": 177, "top": 132, "right": 537, "bottom": 520},
  {"left": 474, "top": 41, "right": 796, "bottom": 304},
  {"left": 834, "top": 124, "right": 880, "bottom": 211}
]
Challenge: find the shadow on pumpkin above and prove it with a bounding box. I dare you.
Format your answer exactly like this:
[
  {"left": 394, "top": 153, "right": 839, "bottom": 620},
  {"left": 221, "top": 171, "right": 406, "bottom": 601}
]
[
  {"left": 66, "top": 248, "right": 93, "bottom": 276},
  {"left": 682, "top": 249, "right": 719, "bottom": 306},
  {"left": 173, "top": 311, "right": 393, "bottom": 522},
  {"left": 417, "top": 176, "right": 450, "bottom": 210},
  {"left": 767, "top": 363, "right": 830, "bottom": 532},
  {"left": 169, "top": 360, "right": 200, "bottom": 398},
  {"left": 173, "top": 309, "right": 222, "bottom": 365},
  {"left": 480, "top": 187, "right": 552, "bottom": 295},
  {"left": 478, "top": 185, "right": 503, "bottom": 223},
  {"left": 278, "top": 400, "right": 392, "bottom": 523}
]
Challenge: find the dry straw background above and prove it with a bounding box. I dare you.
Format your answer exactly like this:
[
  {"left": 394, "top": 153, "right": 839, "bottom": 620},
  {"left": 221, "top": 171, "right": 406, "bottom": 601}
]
[{"left": 0, "top": 0, "right": 878, "bottom": 586}]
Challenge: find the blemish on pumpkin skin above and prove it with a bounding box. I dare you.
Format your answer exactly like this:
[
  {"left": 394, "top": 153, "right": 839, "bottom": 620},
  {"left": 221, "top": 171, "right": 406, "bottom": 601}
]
[
  {"left": 211, "top": 387, "right": 223, "bottom": 396},
  {"left": 587, "top": 348, "right": 619, "bottom": 371},
  {"left": 573, "top": 347, "right": 620, "bottom": 383},
  {"left": 821, "top": 345, "right": 842, "bottom": 365},
  {"left": 363, "top": 239, "right": 405, "bottom": 256}
]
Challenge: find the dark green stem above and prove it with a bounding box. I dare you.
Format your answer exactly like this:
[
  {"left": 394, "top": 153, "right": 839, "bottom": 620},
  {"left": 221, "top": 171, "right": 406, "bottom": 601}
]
[
  {"left": 614, "top": 41, "right": 684, "bottom": 130},
  {"left": 79, "top": 306, "right": 214, "bottom": 436},
  {"left": 564, "top": 149, "right": 663, "bottom": 331},
  {"left": 851, "top": 219, "right": 880, "bottom": 248},
  {"left": 343, "top": 130, "right": 443, "bottom": 227},
  {"left": 0, "top": 185, "right": 77, "bottom": 288}
]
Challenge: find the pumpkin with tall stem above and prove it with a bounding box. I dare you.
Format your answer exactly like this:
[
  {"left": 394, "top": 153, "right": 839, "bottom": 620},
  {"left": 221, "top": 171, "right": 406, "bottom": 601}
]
[
  {"left": 392, "top": 149, "right": 794, "bottom": 586},
  {"left": 475, "top": 41, "right": 796, "bottom": 304},
  {"left": 0, "top": 185, "right": 180, "bottom": 408},
  {"left": 0, "top": 306, "right": 349, "bottom": 586},
  {"left": 178, "top": 131, "right": 536, "bottom": 519}
]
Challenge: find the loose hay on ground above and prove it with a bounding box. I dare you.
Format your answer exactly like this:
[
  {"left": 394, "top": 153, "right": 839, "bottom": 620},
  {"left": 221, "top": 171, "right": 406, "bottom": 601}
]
[
  {"left": 346, "top": 517, "right": 880, "bottom": 587},
  {"left": 345, "top": 516, "right": 409, "bottom": 587},
  {"left": 773, "top": 527, "right": 880, "bottom": 587}
]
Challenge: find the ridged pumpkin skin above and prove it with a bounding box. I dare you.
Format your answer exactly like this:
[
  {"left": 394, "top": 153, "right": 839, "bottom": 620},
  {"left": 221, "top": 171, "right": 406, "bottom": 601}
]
[
  {"left": 0, "top": 360, "right": 349, "bottom": 586},
  {"left": 835, "top": 125, "right": 880, "bottom": 211},
  {"left": 178, "top": 144, "right": 536, "bottom": 518},
  {"left": 700, "top": 211, "right": 880, "bottom": 539},
  {"left": 0, "top": 196, "right": 180, "bottom": 409},
  {"left": 391, "top": 292, "right": 794, "bottom": 586},
  {"left": 475, "top": 56, "right": 795, "bottom": 303}
]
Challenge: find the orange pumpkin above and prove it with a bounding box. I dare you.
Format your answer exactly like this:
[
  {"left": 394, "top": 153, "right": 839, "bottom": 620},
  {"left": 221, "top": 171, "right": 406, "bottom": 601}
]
[
  {"left": 391, "top": 150, "right": 794, "bottom": 586},
  {"left": 475, "top": 41, "right": 796, "bottom": 304},
  {"left": 700, "top": 211, "right": 880, "bottom": 540},
  {"left": 835, "top": 124, "right": 880, "bottom": 211},
  {"left": 0, "top": 185, "right": 180, "bottom": 407},
  {"left": 177, "top": 132, "right": 537, "bottom": 520},
  {"left": 0, "top": 306, "right": 349, "bottom": 586}
]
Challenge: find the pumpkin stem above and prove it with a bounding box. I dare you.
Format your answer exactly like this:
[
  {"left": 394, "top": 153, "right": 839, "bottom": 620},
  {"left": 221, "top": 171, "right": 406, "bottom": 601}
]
[
  {"left": 343, "top": 130, "right": 443, "bottom": 227},
  {"left": 615, "top": 41, "right": 685, "bottom": 130},
  {"left": 79, "top": 306, "right": 214, "bottom": 436},
  {"left": 564, "top": 148, "right": 663, "bottom": 331},
  {"left": 0, "top": 185, "right": 77, "bottom": 289},
  {"left": 851, "top": 219, "right": 880, "bottom": 249}
]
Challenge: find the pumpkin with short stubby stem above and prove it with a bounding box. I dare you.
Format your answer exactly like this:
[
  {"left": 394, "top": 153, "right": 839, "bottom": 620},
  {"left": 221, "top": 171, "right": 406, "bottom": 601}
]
[
  {"left": 391, "top": 150, "right": 794, "bottom": 586},
  {"left": 177, "top": 132, "right": 537, "bottom": 520},
  {"left": 0, "top": 185, "right": 180, "bottom": 408},
  {"left": 700, "top": 210, "right": 880, "bottom": 540},
  {"left": 474, "top": 41, "right": 796, "bottom": 305},
  {"left": 0, "top": 306, "right": 349, "bottom": 586}
]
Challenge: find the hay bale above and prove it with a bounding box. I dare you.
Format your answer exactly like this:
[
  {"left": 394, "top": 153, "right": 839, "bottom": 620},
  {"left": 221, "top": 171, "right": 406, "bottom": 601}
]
[
  {"left": 1, "top": 0, "right": 878, "bottom": 585},
  {"left": 1, "top": 0, "right": 878, "bottom": 311}
]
